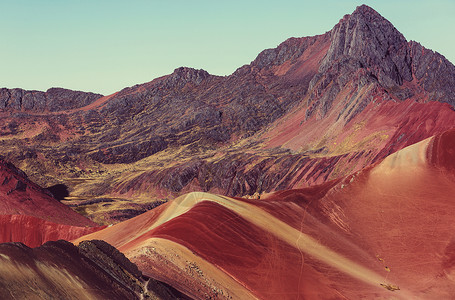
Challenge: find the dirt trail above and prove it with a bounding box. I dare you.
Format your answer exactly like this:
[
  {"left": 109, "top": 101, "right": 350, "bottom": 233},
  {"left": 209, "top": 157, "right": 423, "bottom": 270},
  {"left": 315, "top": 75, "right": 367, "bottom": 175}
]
[
  {"left": 149, "top": 192, "right": 400, "bottom": 293},
  {"left": 75, "top": 191, "right": 410, "bottom": 298},
  {"left": 128, "top": 237, "right": 260, "bottom": 300}
]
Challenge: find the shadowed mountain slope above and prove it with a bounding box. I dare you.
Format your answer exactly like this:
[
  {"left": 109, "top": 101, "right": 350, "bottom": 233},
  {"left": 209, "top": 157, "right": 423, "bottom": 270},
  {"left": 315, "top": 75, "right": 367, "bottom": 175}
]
[{"left": 0, "top": 239, "right": 189, "bottom": 299}]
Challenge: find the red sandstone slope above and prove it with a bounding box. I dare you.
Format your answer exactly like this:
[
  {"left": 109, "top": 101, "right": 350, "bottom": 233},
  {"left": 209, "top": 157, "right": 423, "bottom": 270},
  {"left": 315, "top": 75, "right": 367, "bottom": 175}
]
[
  {"left": 0, "top": 158, "right": 95, "bottom": 226},
  {"left": 0, "top": 159, "right": 103, "bottom": 246},
  {"left": 0, "top": 215, "right": 104, "bottom": 248},
  {"left": 74, "top": 128, "right": 455, "bottom": 299},
  {"left": 258, "top": 89, "right": 455, "bottom": 188}
]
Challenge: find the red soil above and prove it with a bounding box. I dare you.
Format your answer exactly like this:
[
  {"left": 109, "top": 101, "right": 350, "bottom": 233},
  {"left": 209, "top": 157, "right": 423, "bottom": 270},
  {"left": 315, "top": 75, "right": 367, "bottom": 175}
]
[
  {"left": 427, "top": 128, "right": 455, "bottom": 172},
  {"left": 265, "top": 92, "right": 455, "bottom": 155},
  {"left": 0, "top": 160, "right": 97, "bottom": 227},
  {"left": 0, "top": 214, "right": 104, "bottom": 248},
  {"left": 0, "top": 159, "right": 103, "bottom": 247},
  {"left": 74, "top": 129, "right": 455, "bottom": 299},
  {"left": 146, "top": 200, "right": 367, "bottom": 299}
]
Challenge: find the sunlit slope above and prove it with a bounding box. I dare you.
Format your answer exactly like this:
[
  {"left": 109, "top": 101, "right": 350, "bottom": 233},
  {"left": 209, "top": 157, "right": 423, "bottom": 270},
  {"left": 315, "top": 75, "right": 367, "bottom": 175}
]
[
  {"left": 75, "top": 128, "right": 455, "bottom": 299},
  {"left": 0, "top": 159, "right": 96, "bottom": 226},
  {"left": 0, "top": 159, "right": 103, "bottom": 246}
]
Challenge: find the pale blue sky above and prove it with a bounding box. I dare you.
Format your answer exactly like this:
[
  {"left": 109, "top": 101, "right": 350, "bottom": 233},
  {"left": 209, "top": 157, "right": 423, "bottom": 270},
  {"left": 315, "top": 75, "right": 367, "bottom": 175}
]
[{"left": 1, "top": 0, "right": 454, "bottom": 95}]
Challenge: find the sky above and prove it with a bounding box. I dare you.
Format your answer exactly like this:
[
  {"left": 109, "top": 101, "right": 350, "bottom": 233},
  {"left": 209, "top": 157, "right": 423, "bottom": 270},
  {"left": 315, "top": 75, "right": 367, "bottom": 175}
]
[{"left": 1, "top": 0, "right": 454, "bottom": 95}]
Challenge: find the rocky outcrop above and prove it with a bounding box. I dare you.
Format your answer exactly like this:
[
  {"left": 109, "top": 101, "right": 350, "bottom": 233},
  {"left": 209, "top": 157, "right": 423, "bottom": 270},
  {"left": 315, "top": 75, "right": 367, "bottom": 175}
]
[
  {"left": 0, "top": 239, "right": 189, "bottom": 299},
  {"left": 0, "top": 87, "right": 102, "bottom": 112},
  {"left": 320, "top": 5, "right": 412, "bottom": 87},
  {"left": 252, "top": 35, "right": 323, "bottom": 69},
  {"left": 165, "top": 67, "right": 211, "bottom": 86},
  {"left": 408, "top": 41, "right": 455, "bottom": 104}
]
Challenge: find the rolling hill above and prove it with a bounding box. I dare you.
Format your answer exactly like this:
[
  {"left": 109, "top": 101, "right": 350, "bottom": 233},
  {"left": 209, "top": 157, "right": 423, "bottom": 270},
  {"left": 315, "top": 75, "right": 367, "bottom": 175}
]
[{"left": 74, "top": 128, "right": 455, "bottom": 299}]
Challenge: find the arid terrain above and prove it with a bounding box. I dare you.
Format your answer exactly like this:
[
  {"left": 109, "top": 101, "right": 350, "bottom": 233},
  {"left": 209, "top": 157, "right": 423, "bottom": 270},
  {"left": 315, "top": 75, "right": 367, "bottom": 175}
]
[{"left": 1, "top": 4, "right": 455, "bottom": 299}]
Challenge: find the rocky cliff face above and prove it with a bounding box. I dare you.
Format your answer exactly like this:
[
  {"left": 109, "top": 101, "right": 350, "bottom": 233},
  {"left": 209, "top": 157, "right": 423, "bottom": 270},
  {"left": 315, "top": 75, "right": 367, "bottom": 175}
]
[
  {"left": 306, "top": 5, "right": 455, "bottom": 122},
  {"left": 321, "top": 5, "right": 412, "bottom": 87},
  {"left": 408, "top": 40, "right": 455, "bottom": 103},
  {"left": 0, "top": 87, "right": 102, "bottom": 112}
]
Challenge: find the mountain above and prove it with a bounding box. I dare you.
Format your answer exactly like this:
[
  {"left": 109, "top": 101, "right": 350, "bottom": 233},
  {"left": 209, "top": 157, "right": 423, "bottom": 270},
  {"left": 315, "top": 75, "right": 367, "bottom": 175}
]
[
  {"left": 73, "top": 128, "right": 455, "bottom": 299},
  {"left": 0, "top": 158, "right": 103, "bottom": 246},
  {"left": 0, "top": 158, "right": 95, "bottom": 225},
  {"left": 2, "top": 4, "right": 455, "bottom": 299},
  {"left": 1, "top": 6, "right": 455, "bottom": 223},
  {"left": 0, "top": 239, "right": 188, "bottom": 299}
]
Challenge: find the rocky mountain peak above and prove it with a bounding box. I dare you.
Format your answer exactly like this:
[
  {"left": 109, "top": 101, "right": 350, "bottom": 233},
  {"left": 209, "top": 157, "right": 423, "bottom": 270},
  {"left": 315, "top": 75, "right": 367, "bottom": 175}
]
[
  {"left": 351, "top": 4, "right": 388, "bottom": 19},
  {"left": 167, "top": 67, "right": 211, "bottom": 86},
  {"left": 0, "top": 87, "right": 102, "bottom": 112},
  {"left": 252, "top": 36, "right": 314, "bottom": 69},
  {"left": 321, "top": 4, "right": 412, "bottom": 87}
]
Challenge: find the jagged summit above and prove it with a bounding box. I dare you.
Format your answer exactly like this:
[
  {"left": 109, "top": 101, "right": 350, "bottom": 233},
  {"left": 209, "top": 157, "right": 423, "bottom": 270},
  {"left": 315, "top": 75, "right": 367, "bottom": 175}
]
[
  {"left": 352, "top": 4, "right": 389, "bottom": 18},
  {"left": 172, "top": 66, "right": 210, "bottom": 76},
  {"left": 342, "top": 4, "right": 407, "bottom": 48},
  {"left": 321, "top": 4, "right": 411, "bottom": 87},
  {"left": 246, "top": 5, "right": 414, "bottom": 91},
  {"left": 339, "top": 5, "right": 400, "bottom": 31},
  {"left": 167, "top": 66, "right": 211, "bottom": 85}
]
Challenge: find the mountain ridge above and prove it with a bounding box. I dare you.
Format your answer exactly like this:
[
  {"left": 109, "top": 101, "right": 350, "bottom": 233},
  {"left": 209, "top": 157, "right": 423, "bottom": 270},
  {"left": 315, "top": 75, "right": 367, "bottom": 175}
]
[
  {"left": 1, "top": 5, "right": 455, "bottom": 222},
  {"left": 0, "top": 87, "right": 103, "bottom": 112},
  {"left": 72, "top": 128, "right": 455, "bottom": 299},
  {"left": 2, "top": 5, "right": 455, "bottom": 299},
  {"left": 0, "top": 239, "right": 188, "bottom": 299}
]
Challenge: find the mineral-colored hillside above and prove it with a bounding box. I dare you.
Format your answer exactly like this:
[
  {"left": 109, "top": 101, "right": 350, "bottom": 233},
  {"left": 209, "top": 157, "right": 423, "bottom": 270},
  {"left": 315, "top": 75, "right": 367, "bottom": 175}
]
[
  {"left": 0, "top": 158, "right": 103, "bottom": 246},
  {"left": 74, "top": 128, "right": 455, "bottom": 299},
  {"left": 0, "top": 6, "right": 454, "bottom": 223},
  {"left": 2, "top": 4, "right": 455, "bottom": 299},
  {"left": 0, "top": 158, "right": 95, "bottom": 225}
]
